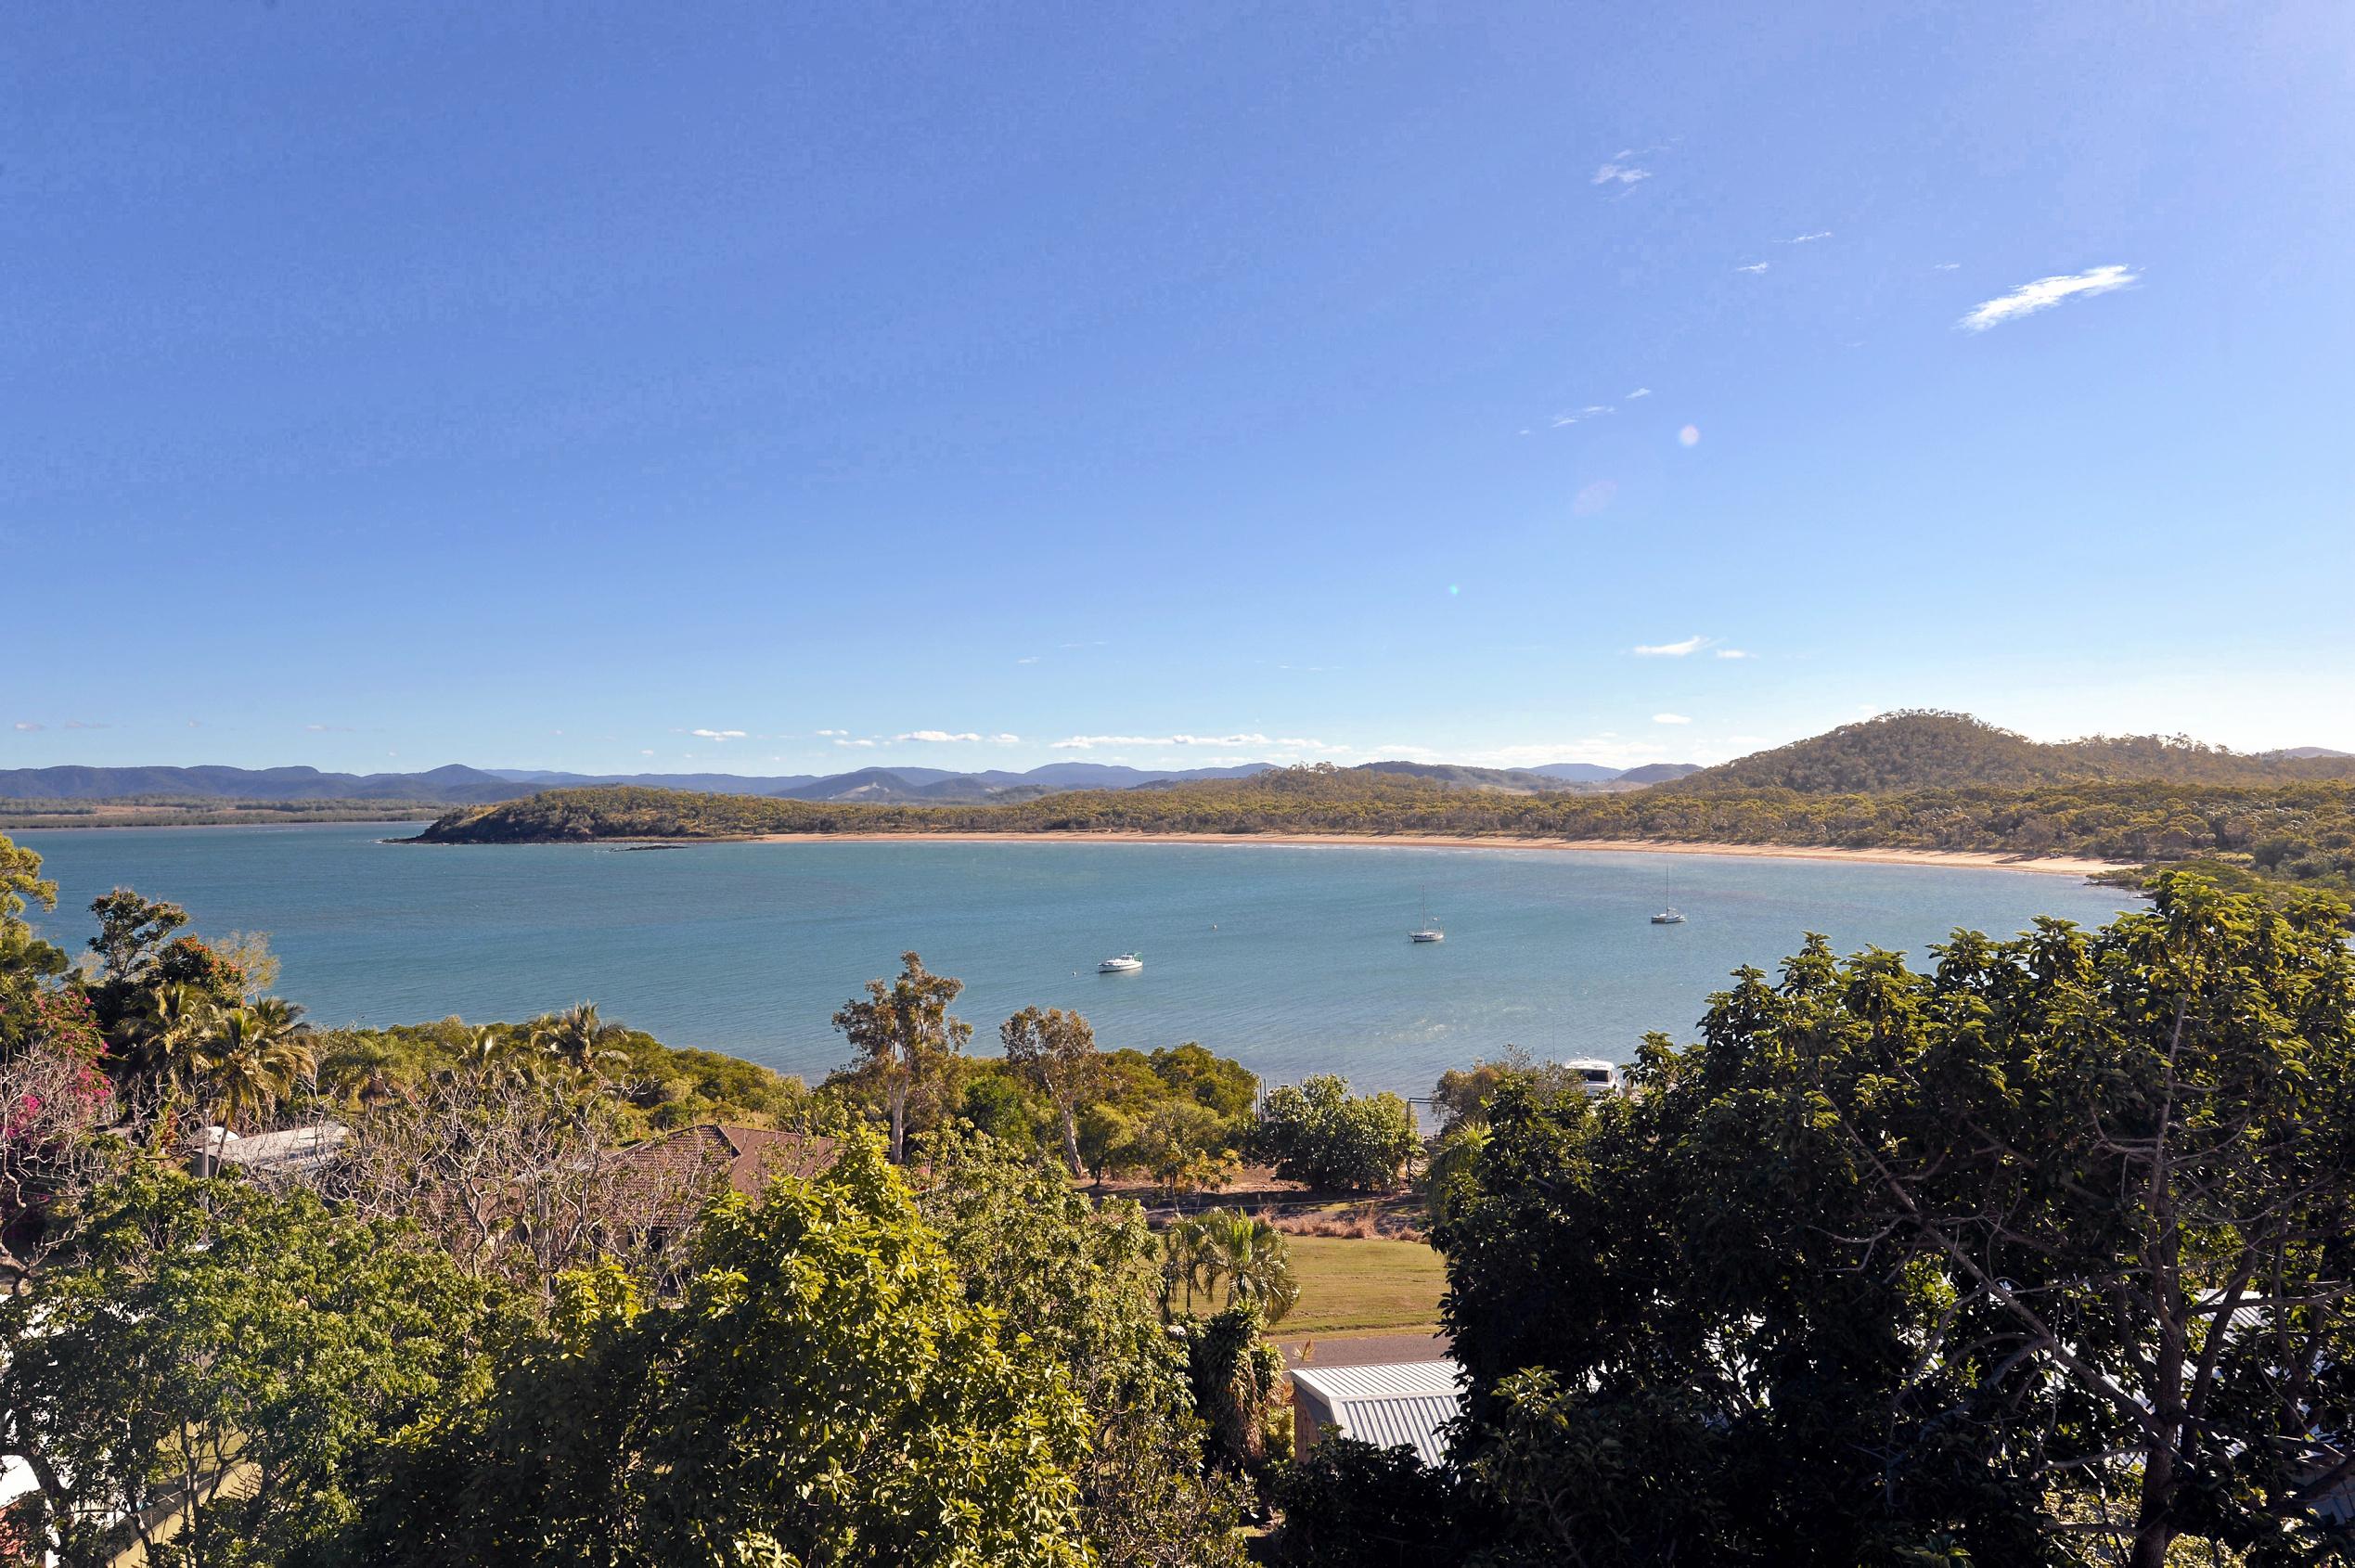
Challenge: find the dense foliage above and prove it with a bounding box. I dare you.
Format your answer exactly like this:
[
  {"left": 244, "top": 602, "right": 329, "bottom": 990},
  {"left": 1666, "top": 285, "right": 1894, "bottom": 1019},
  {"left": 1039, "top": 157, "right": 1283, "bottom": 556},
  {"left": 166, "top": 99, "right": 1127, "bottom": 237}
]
[
  {"left": 1252, "top": 1073, "right": 1419, "bottom": 1192},
  {"left": 0, "top": 1168, "right": 502, "bottom": 1566},
  {"left": 356, "top": 1129, "right": 1096, "bottom": 1568},
  {"left": 1436, "top": 874, "right": 2355, "bottom": 1567}
]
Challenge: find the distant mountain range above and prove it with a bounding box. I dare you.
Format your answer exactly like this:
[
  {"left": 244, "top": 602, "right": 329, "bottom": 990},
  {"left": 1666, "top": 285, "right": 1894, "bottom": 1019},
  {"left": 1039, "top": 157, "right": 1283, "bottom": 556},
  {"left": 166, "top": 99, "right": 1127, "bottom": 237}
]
[
  {"left": 27, "top": 717, "right": 2344, "bottom": 810},
  {"left": 0, "top": 757, "right": 1698, "bottom": 807}
]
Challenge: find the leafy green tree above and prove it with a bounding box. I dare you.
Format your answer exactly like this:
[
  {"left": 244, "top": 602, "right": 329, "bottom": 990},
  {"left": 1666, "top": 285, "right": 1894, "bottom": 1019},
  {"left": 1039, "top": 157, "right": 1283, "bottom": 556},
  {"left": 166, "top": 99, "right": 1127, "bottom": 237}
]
[
  {"left": 0, "top": 833, "right": 66, "bottom": 1031},
  {"left": 832, "top": 952, "right": 971, "bottom": 1163},
  {"left": 914, "top": 1130, "right": 1252, "bottom": 1568},
  {"left": 0, "top": 1168, "right": 497, "bottom": 1567},
  {"left": 999, "top": 1006, "right": 1103, "bottom": 1176},
  {"left": 366, "top": 1128, "right": 1093, "bottom": 1567},
  {"left": 1129, "top": 1099, "right": 1240, "bottom": 1194},
  {"left": 1438, "top": 875, "right": 2355, "bottom": 1567},
  {"left": 1254, "top": 1075, "right": 1417, "bottom": 1192},
  {"left": 1267, "top": 1436, "right": 1461, "bottom": 1567},
  {"left": 84, "top": 888, "right": 188, "bottom": 984}
]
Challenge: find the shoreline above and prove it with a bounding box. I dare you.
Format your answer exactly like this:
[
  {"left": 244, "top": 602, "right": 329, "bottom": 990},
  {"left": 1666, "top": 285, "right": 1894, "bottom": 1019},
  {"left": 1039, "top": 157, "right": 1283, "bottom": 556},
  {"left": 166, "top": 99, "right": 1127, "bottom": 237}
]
[{"left": 724, "top": 829, "right": 2130, "bottom": 876}]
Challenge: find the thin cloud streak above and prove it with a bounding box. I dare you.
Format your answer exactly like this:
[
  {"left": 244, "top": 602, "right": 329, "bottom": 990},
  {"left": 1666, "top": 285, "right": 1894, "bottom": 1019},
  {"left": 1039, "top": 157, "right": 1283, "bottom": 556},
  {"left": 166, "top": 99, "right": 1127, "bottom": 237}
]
[
  {"left": 1050, "top": 733, "right": 1345, "bottom": 753},
  {"left": 1958, "top": 264, "right": 2137, "bottom": 331},
  {"left": 1633, "top": 635, "right": 1712, "bottom": 657}
]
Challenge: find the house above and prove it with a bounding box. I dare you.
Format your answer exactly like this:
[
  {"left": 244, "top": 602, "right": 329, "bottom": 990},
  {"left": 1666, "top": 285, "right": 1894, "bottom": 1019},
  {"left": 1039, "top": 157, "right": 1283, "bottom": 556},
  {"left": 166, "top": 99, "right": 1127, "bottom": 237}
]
[
  {"left": 604, "top": 1124, "right": 838, "bottom": 1226},
  {"left": 1288, "top": 1359, "right": 1464, "bottom": 1468},
  {"left": 184, "top": 1121, "right": 350, "bottom": 1179}
]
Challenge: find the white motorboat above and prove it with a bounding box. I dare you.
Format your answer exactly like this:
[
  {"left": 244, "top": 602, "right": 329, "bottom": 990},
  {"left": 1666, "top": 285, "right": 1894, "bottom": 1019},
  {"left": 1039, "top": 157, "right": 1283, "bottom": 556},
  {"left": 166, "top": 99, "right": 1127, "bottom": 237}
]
[
  {"left": 1098, "top": 952, "right": 1144, "bottom": 973},
  {"left": 1559, "top": 1057, "right": 1624, "bottom": 1095}
]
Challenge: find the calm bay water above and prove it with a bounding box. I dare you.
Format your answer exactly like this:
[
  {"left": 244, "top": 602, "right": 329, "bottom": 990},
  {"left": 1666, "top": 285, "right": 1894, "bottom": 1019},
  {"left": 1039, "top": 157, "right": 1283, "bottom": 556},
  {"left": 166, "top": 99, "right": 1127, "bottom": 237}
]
[{"left": 16, "top": 824, "right": 2134, "bottom": 1097}]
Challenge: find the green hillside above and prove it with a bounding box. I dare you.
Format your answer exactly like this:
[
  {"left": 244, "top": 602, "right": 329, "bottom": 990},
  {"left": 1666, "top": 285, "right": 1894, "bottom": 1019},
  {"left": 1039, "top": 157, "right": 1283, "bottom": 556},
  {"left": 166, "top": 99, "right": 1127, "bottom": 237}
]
[{"left": 1669, "top": 711, "right": 2355, "bottom": 794}]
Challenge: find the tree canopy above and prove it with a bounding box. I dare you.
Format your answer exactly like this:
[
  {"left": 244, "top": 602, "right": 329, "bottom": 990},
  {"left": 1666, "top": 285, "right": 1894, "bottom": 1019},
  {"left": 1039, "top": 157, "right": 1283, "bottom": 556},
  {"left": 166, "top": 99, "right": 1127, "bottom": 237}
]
[{"left": 1437, "top": 874, "right": 2355, "bottom": 1567}]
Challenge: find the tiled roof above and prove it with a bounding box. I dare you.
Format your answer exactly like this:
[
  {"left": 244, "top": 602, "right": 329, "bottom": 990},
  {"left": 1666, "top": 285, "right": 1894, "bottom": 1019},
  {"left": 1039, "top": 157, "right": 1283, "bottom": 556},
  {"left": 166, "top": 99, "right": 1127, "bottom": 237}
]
[{"left": 606, "top": 1125, "right": 838, "bottom": 1222}]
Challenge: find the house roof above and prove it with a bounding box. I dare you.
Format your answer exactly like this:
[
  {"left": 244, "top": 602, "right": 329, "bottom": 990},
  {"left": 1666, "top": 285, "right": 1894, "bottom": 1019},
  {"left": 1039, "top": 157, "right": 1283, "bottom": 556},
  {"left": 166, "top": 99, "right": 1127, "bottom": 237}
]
[
  {"left": 1289, "top": 1359, "right": 1464, "bottom": 1467},
  {"left": 607, "top": 1125, "right": 838, "bottom": 1218},
  {"left": 186, "top": 1121, "right": 351, "bottom": 1176}
]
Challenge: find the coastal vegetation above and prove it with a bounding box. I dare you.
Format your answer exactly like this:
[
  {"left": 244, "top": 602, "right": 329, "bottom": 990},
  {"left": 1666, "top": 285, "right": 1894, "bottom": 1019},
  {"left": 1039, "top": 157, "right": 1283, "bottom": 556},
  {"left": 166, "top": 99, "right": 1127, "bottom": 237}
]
[{"left": 400, "top": 716, "right": 2355, "bottom": 918}]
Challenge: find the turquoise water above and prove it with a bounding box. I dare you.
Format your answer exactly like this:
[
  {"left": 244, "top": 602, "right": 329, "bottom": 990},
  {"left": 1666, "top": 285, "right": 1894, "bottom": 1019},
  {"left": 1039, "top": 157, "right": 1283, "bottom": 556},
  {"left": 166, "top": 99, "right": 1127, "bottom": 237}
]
[{"left": 15, "top": 824, "right": 2134, "bottom": 1097}]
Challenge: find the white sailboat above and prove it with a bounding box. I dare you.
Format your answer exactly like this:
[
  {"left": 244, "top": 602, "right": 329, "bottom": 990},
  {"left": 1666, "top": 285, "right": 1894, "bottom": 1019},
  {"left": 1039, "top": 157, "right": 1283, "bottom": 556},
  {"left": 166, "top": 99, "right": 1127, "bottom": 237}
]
[
  {"left": 1409, "top": 895, "right": 1445, "bottom": 944},
  {"left": 1650, "top": 864, "right": 1686, "bottom": 925}
]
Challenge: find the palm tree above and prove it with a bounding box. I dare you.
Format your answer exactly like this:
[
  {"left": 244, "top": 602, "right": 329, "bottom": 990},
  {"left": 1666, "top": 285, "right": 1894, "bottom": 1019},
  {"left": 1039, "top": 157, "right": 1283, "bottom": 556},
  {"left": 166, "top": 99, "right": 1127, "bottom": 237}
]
[
  {"left": 197, "top": 999, "right": 315, "bottom": 1132},
  {"left": 1157, "top": 1209, "right": 1300, "bottom": 1326},
  {"left": 141, "top": 981, "right": 219, "bottom": 1090},
  {"left": 1199, "top": 1210, "right": 1300, "bottom": 1326},
  {"left": 1158, "top": 1216, "right": 1220, "bottom": 1320},
  {"left": 529, "top": 1004, "right": 630, "bottom": 1079}
]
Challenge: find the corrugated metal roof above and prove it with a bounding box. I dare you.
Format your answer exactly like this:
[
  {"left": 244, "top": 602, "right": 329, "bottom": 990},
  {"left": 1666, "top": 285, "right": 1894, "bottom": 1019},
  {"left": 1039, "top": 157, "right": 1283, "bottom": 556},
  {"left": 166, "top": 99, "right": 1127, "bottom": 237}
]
[
  {"left": 1289, "top": 1360, "right": 1462, "bottom": 1401},
  {"left": 1292, "top": 1361, "right": 1463, "bottom": 1467},
  {"left": 1331, "top": 1394, "right": 1460, "bottom": 1466}
]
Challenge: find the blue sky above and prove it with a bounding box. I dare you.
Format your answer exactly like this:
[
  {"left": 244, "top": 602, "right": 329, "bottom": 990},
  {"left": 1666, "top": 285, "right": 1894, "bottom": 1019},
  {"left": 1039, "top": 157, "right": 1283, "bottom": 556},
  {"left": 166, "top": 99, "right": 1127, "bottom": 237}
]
[{"left": 7, "top": 2, "right": 2350, "bottom": 776}]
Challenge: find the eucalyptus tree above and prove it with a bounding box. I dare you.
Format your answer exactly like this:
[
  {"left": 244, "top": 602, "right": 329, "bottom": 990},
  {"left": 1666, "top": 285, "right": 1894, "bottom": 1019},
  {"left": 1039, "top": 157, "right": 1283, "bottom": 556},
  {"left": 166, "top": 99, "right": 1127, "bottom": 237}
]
[
  {"left": 1000, "top": 1005, "right": 1104, "bottom": 1176},
  {"left": 833, "top": 951, "right": 972, "bottom": 1163}
]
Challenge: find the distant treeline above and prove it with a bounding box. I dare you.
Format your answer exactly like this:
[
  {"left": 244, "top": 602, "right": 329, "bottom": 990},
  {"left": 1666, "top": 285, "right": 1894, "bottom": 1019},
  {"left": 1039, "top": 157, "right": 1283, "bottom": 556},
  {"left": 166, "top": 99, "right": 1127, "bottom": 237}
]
[
  {"left": 0, "top": 797, "right": 444, "bottom": 830},
  {"left": 415, "top": 769, "right": 2355, "bottom": 902}
]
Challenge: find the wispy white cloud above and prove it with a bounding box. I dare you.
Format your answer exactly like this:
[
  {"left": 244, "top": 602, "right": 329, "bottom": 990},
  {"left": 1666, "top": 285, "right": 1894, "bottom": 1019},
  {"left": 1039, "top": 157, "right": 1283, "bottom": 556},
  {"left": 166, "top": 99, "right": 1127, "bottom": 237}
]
[
  {"left": 1958, "top": 263, "right": 2137, "bottom": 331},
  {"left": 1933, "top": 262, "right": 1961, "bottom": 271},
  {"left": 303, "top": 723, "right": 353, "bottom": 733},
  {"left": 1624, "top": 387, "right": 1651, "bottom": 399},
  {"left": 1050, "top": 733, "right": 1344, "bottom": 753},
  {"left": 689, "top": 728, "right": 747, "bottom": 742},
  {"left": 815, "top": 728, "right": 847, "bottom": 737},
  {"left": 1779, "top": 231, "right": 1833, "bottom": 244},
  {"left": 893, "top": 730, "right": 1023, "bottom": 744},
  {"left": 1591, "top": 161, "right": 1650, "bottom": 186},
  {"left": 639, "top": 749, "right": 656, "bottom": 757},
  {"left": 833, "top": 738, "right": 878, "bottom": 749},
  {"left": 1714, "top": 648, "right": 1757, "bottom": 660},
  {"left": 64, "top": 720, "right": 109, "bottom": 730},
  {"left": 1550, "top": 404, "right": 1616, "bottom": 428},
  {"left": 1015, "top": 656, "right": 1040, "bottom": 664},
  {"left": 1734, "top": 261, "right": 1769, "bottom": 275},
  {"left": 11, "top": 722, "right": 40, "bottom": 732},
  {"left": 1654, "top": 713, "right": 1693, "bottom": 726},
  {"left": 1633, "top": 635, "right": 1712, "bottom": 657}
]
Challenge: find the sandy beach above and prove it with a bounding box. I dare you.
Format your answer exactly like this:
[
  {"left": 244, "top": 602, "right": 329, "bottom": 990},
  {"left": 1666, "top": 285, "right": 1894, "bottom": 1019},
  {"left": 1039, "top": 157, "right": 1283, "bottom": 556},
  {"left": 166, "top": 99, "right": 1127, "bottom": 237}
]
[{"left": 740, "top": 829, "right": 2129, "bottom": 877}]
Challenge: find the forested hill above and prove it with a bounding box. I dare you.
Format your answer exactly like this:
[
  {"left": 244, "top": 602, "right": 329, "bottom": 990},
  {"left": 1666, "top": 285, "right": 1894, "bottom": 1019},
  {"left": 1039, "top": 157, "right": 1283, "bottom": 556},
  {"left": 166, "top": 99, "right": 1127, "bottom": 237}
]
[{"left": 1667, "top": 712, "right": 2355, "bottom": 794}]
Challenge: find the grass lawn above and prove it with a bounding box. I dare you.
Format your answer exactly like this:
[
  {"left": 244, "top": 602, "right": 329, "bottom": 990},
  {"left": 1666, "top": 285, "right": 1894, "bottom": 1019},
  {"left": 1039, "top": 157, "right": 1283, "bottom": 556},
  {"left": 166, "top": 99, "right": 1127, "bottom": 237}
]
[{"left": 1280, "top": 1235, "right": 1448, "bottom": 1334}]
